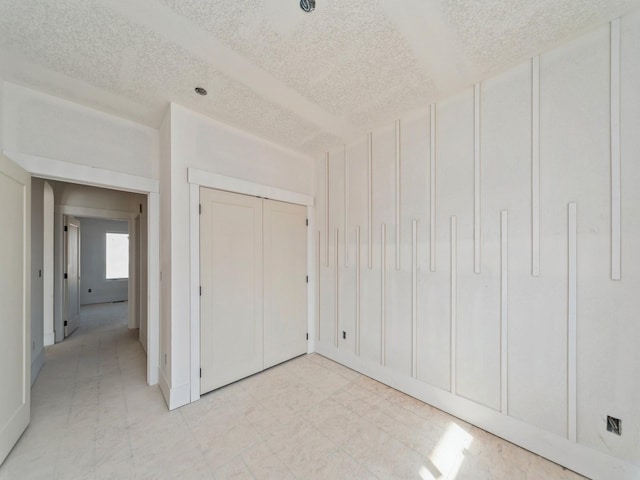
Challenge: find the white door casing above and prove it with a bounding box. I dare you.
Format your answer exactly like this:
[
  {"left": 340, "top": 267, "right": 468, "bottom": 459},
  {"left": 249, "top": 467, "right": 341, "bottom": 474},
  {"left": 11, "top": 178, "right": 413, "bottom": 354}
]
[
  {"left": 63, "top": 216, "right": 80, "bottom": 337},
  {"left": 0, "top": 153, "right": 30, "bottom": 465},
  {"left": 199, "top": 188, "right": 263, "bottom": 394},
  {"left": 263, "top": 199, "right": 308, "bottom": 369}
]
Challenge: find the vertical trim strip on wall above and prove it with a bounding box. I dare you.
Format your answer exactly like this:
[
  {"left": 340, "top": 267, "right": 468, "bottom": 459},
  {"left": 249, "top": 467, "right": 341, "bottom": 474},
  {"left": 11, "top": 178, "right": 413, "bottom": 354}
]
[
  {"left": 412, "top": 220, "right": 418, "bottom": 378},
  {"left": 430, "top": 104, "right": 436, "bottom": 272},
  {"left": 189, "top": 184, "right": 201, "bottom": 402},
  {"left": 396, "top": 119, "right": 401, "bottom": 270},
  {"left": 450, "top": 216, "right": 457, "bottom": 393},
  {"left": 356, "top": 226, "right": 361, "bottom": 356},
  {"left": 325, "top": 152, "right": 330, "bottom": 267},
  {"left": 335, "top": 228, "right": 339, "bottom": 348},
  {"left": 368, "top": 133, "right": 373, "bottom": 270},
  {"left": 568, "top": 202, "right": 577, "bottom": 442},
  {"left": 344, "top": 145, "right": 349, "bottom": 268},
  {"left": 317, "top": 229, "right": 321, "bottom": 341},
  {"left": 500, "top": 210, "right": 509, "bottom": 415},
  {"left": 611, "top": 19, "right": 621, "bottom": 281},
  {"left": 381, "top": 223, "right": 387, "bottom": 366},
  {"left": 474, "top": 84, "right": 481, "bottom": 274},
  {"left": 532, "top": 56, "right": 541, "bottom": 277}
]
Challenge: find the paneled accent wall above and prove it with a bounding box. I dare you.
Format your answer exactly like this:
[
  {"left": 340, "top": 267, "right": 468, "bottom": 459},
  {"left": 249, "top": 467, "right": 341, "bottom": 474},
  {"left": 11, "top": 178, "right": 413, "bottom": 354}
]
[{"left": 314, "top": 12, "right": 640, "bottom": 480}]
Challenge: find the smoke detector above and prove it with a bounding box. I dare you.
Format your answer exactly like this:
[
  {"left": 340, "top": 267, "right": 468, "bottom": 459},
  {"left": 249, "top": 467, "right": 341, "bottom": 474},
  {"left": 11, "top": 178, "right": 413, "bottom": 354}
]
[{"left": 300, "top": 0, "right": 315, "bottom": 13}]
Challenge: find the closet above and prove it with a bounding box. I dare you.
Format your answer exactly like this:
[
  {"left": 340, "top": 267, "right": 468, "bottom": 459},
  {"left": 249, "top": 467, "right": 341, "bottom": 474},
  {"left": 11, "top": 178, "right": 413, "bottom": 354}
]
[{"left": 199, "top": 188, "right": 307, "bottom": 394}]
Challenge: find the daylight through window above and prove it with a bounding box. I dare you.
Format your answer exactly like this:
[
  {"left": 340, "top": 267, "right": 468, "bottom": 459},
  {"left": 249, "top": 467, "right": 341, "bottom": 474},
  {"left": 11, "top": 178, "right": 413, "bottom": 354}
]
[{"left": 106, "top": 232, "right": 129, "bottom": 279}]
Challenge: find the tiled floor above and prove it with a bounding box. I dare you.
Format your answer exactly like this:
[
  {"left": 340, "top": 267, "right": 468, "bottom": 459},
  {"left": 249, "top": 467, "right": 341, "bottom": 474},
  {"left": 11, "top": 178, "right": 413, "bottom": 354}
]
[{"left": 0, "top": 302, "right": 585, "bottom": 480}]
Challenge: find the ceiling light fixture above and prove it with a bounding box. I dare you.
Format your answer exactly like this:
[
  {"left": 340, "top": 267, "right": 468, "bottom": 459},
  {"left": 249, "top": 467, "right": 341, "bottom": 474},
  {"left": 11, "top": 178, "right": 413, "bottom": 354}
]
[
  {"left": 194, "top": 87, "right": 207, "bottom": 96},
  {"left": 300, "top": 0, "right": 315, "bottom": 13}
]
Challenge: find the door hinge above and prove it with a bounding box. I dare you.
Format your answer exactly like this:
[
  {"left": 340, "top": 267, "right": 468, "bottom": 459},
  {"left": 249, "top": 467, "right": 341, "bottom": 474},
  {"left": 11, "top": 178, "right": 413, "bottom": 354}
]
[
  {"left": 306, "top": 333, "right": 309, "bottom": 340},
  {"left": 199, "top": 286, "right": 202, "bottom": 296},
  {"left": 139, "top": 203, "right": 143, "bottom": 213},
  {"left": 64, "top": 273, "right": 68, "bottom": 279},
  {"left": 199, "top": 203, "right": 202, "bottom": 215},
  {"left": 306, "top": 218, "right": 309, "bottom": 226},
  {"left": 306, "top": 275, "right": 309, "bottom": 283},
  {"left": 199, "top": 368, "right": 202, "bottom": 378},
  {"left": 64, "top": 225, "right": 68, "bottom": 232},
  {"left": 64, "top": 320, "right": 68, "bottom": 327}
]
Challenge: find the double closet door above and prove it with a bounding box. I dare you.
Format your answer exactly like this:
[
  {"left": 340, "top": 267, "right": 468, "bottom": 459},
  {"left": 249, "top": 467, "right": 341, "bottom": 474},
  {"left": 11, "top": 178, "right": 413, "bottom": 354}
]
[{"left": 199, "top": 188, "right": 307, "bottom": 395}]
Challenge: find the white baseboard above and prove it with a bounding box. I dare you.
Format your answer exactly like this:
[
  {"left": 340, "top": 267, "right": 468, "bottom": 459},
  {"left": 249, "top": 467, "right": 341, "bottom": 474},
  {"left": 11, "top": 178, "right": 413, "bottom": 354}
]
[
  {"left": 316, "top": 341, "right": 639, "bottom": 480},
  {"left": 158, "top": 368, "right": 170, "bottom": 408},
  {"left": 158, "top": 368, "right": 190, "bottom": 411},
  {"left": 43, "top": 332, "right": 55, "bottom": 347},
  {"left": 30, "top": 349, "right": 45, "bottom": 386}
]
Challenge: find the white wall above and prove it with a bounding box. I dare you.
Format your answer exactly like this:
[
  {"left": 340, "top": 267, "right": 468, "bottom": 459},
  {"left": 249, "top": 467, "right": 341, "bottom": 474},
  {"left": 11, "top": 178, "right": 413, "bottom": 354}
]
[
  {"left": 30, "top": 178, "right": 45, "bottom": 385},
  {"left": 158, "top": 109, "right": 172, "bottom": 395},
  {"left": 159, "top": 103, "right": 314, "bottom": 409},
  {"left": 315, "top": 13, "right": 640, "bottom": 480},
  {"left": 79, "top": 218, "right": 129, "bottom": 305},
  {"left": 2, "top": 83, "right": 159, "bottom": 180}
]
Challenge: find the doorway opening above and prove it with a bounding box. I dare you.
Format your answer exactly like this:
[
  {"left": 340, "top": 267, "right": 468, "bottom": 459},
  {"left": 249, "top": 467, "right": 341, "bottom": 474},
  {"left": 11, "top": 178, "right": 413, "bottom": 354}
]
[{"left": 32, "top": 175, "right": 156, "bottom": 386}]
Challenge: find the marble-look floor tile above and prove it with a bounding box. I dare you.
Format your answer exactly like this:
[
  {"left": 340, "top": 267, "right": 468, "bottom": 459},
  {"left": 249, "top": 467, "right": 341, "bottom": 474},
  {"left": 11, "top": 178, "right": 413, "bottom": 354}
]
[{"left": 0, "top": 302, "right": 587, "bottom": 480}]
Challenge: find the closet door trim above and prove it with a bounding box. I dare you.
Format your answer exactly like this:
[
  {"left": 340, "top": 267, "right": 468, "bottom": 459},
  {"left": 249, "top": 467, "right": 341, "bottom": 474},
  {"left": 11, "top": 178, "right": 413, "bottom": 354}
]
[{"left": 189, "top": 170, "right": 313, "bottom": 402}]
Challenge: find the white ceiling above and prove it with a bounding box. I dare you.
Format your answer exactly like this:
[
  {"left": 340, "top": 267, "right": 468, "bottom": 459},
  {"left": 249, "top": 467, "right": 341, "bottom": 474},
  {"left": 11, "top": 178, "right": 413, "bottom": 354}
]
[{"left": 1, "top": 0, "right": 639, "bottom": 156}]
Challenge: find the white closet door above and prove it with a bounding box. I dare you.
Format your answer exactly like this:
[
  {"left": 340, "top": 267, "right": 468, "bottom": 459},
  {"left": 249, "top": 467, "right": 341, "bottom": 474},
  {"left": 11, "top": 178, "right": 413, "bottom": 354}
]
[
  {"left": 200, "top": 188, "right": 263, "bottom": 394},
  {"left": 0, "top": 153, "right": 30, "bottom": 466},
  {"left": 263, "top": 199, "right": 307, "bottom": 369}
]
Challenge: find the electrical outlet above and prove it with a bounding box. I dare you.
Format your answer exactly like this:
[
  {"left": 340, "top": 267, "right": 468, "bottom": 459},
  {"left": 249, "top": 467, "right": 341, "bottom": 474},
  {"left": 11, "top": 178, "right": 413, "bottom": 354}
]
[
  {"left": 342, "top": 331, "right": 347, "bottom": 340},
  {"left": 607, "top": 416, "right": 621, "bottom": 436}
]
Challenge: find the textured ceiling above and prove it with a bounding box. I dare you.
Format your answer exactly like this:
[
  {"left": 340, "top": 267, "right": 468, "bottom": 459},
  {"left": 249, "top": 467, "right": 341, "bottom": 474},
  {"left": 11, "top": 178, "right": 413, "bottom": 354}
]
[{"left": 1, "top": 0, "right": 639, "bottom": 157}]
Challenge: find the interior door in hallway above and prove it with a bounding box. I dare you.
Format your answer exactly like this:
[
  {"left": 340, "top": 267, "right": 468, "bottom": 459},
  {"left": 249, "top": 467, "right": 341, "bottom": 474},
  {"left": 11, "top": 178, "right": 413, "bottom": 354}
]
[
  {"left": 200, "top": 188, "right": 263, "bottom": 394},
  {"left": 0, "top": 153, "right": 31, "bottom": 466},
  {"left": 64, "top": 216, "right": 80, "bottom": 337},
  {"left": 263, "top": 199, "right": 307, "bottom": 369}
]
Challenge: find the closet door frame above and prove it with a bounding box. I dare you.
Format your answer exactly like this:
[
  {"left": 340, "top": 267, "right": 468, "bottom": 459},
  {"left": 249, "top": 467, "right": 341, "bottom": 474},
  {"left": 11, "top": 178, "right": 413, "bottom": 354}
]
[{"left": 188, "top": 168, "right": 314, "bottom": 403}]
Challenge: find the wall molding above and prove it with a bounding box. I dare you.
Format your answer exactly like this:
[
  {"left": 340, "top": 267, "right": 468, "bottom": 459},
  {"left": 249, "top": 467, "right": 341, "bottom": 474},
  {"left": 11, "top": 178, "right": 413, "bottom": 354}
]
[
  {"left": 568, "top": 202, "right": 577, "bottom": 442},
  {"left": 54, "top": 204, "right": 137, "bottom": 221},
  {"left": 5, "top": 150, "right": 159, "bottom": 194},
  {"left": 325, "top": 153, "right": 330, "bottom": 267},
  {"left": 187, "top": 167, "right": 313, "bottom": 207},
  {"left": 474, "top": 83, "right": 481, "bottom": 274},
  {"left": 395, "top": 119, "right": 401, "bottom": 270},
  {"left": 30, "top": 348, "right": 45, "bottom": 386},
  {"left": 189, "top": 183, "right": 201, "bottom": 402},
  {"left": 531, "top": 56, "right": 541, "bottom": 277},
  {"left": 450, "top": 216, "right": 457, "bottom": 393},
  {"left": 334, "top": 229, "right": 339, "bottom": 348},
  {"left": 368, "top": 133, "right": 373, "bottom": 270},
  {"left": 610, "top": 19, "right": 621, "bottom": 281},
  {"left": 500, "top": 210, "right": 509, "bottom": 415},
  {"left": 411, "top": 219, "right": 418, "bottom": 378},
  {"left": 344, "top": 145, "right": 349, "bottom": 268},
  {"left": 316, "top": 230, "right": 321, "bottom": 342},
  {"left": 381, "top": 223, "right": 387, "bottom": 366},
  {"left": 430, "top": 105, "right": 436, "bottom": 272},
  {"left": 355, "top": 226, "right": 361, "bottom": 356}
]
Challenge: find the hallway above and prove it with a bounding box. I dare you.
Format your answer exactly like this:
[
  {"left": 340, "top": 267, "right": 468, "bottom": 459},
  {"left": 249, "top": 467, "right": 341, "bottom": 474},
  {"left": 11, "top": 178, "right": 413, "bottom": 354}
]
[{"left": 1, "top": 303, "right": 584, "bottom": 479}]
